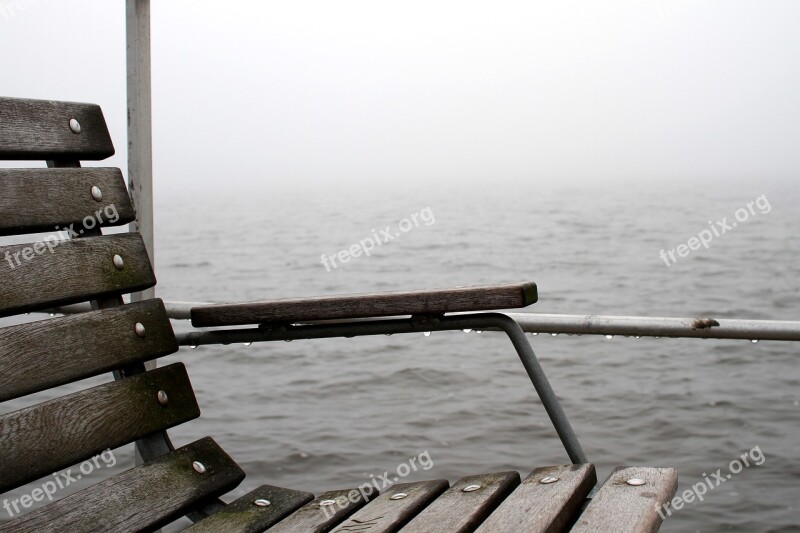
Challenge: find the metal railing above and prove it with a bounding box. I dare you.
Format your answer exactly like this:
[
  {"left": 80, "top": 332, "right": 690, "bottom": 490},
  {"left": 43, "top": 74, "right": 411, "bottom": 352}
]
[
  {"left": 41, "top": 300, "right": 800, "bottom": 466},
  {"left": 50, "top": 301, "right": 800, "bottom": 341}
]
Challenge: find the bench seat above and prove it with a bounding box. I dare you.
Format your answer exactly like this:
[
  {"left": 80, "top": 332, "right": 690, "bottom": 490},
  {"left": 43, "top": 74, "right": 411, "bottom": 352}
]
[{"left": 4, "top": 461, "right": 676, "bottom": 532}]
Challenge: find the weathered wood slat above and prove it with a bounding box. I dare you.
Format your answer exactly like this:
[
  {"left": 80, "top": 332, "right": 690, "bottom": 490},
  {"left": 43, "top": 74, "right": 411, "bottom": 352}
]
[
  {"left": 571, "top": 466, "right": 678, "bottom": 533},
  {"left": 0, "top": 98, "right": 114, "bottom": 160},
  {"left": 192, "top": 283, "right": 538, "bottom": 327},
  {"left": 475, "top": 464, "right": 596, "bottom": 533},
  {"left": 184, "top": 485, "right": 314, "bottom": 533},
  {"left": 0, "top": 363, "right": 200, "bottom": 493},
  {"left": 0, "top": 233, "right": 156, "bottom": 317},
  {"left": 331, "top": 480, "right": 448, "bottom": 533},
  {"left": 267, "top": 488, "right": 374, "bottom": 533},
  {"left": 400, "top": 472, "right": 520, "bottom": 533},
  {"left": 3, "top": 437, "right": 244, "bottom": 533},
  {"left": 0, "top": 299, "right": 178, "bottom": 402},
  {"left": 0, "top": 168, "right": 135, "bottom": 236}
]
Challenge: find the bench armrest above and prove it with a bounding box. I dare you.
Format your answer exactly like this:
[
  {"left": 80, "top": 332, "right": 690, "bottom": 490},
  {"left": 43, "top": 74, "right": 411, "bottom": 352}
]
[{"left": 190, "top": 282, "right": 537, "bottom": 327}]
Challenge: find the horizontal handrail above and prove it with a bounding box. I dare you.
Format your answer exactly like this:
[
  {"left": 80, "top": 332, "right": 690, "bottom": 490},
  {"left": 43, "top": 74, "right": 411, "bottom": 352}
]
[{"left": 45, "top": 301, "right": 800, "bottom": 341}]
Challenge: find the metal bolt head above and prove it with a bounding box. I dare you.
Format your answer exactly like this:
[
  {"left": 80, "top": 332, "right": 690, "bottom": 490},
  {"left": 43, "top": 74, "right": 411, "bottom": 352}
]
[
  {"left": 157, "top": 390, "right": 169, "bottom": 406},
  {"left": 390, "top": 493, "right": 408, "bottom": 500},
  {"left": 319, "top": 499, "right": 336, "bottom": 507},
  {"left": 113, "top": 254, "right": 124, "bottom": 270},
  {"left": 91, "top": 186, "right": 103, "bottom": 202},
  {"left": 254, "top": 499, "right": 271, "bottom": 507},
  {"left": 135, "top": 322, "right": 146, "bottom": 338},
  {"left": 540, "top": 476, "right": 560, "bottom": 484},
  {"left": 69, "top": 118, "right": 81, "bottom": 134},
  {"left": 462, "top": 484, "right": 482, "bottom": 492},
  {"left": 192, "top": 461, "right": 207, "bottom": 474},
  {"left": 626, "top": 478, "right": 647, "bottom": 487}
]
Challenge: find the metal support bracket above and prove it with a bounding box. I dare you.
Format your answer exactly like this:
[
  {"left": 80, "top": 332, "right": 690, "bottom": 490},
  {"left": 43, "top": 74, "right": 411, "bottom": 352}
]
[{"left": 177, "top": 312, "right": 588, "bottom": 464}]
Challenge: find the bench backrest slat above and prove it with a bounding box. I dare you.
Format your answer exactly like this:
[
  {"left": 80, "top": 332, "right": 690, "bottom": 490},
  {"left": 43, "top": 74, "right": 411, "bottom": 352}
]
[
  {"left": 0, "top": 168, "right": 135, "bottom": 236},
  {"left": 0, "top": 233, "right": 156, "bottom": 317},
  {"left": 0, "top": 300, "right": 178, "bottom": 402},
  {"left": 0, "top": 363, "right": 199, "bottom": 494},
  {"left": 0, "top": 98, "right": 114, "bottom": 161},
  {"left": 3, "top": 437, "right": 244, "bottom": 533}
]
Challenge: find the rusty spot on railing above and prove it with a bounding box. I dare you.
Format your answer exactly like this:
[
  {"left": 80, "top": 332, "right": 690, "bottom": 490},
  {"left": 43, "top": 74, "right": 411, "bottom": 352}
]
[{"left": 692, "top": 318, "right": 720, "bottom": 329}]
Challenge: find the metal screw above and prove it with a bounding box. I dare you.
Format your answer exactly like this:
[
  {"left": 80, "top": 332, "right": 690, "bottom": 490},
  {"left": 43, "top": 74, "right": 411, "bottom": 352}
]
[
  {"left": 69, "top": 118, "right": 81, "bottom": 134},
  {"left": 157, "top": 390, "right": 169, "bottom": 406},
  {"left": 540, "top": 476, "right": 560, "bottom": 484},
  {"left": 135, "top": 322, "right": 146, "bottom": 338},
  {"left": 254, "top": 499, "right": 271, "bottom": 507},
  {"left": 319, "top": 500, "right": 336, "bottom": 507},
  {"left": 626, "top": 478, "right": 647, "bottom": 487},
  {"left": 192, "top": 461, "right": 206, "bottom": 474},
  {"left": 113, "top": 254, "right": 124, "bottom": 269},
  {"left": 91, "top": 186, "right": 103, "bottom": 202},
  {"left": 462, "top": 484, "right": 482, "bottom": 492},
  {"left": 390, "top": 493, "right": 408, "bottom": 500}
]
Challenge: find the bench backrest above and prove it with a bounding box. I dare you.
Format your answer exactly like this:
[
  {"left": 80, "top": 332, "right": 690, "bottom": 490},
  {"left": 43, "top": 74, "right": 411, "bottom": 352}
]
[{"left": 0, "top": 97, "right": 238, "bottom": 528}]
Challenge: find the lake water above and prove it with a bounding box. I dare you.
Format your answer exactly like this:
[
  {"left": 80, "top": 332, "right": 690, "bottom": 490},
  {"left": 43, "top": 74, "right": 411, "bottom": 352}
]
[{"left": 2, "top": 177, "right": 798, "bottom": 531}]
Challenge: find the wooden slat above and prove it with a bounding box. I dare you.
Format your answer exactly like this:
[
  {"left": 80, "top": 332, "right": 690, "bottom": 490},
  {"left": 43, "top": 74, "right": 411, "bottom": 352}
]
[
  {"left": 401, "top": 472, "right": 520, "bottom": 533},
  {"left": 184, "top": 485, "right": 314, "bottom": 533},
  {"left": 0, "top": 98, "right": 114, "bottom": 160},
  {"left": 267, "top": 488, "right": 374, "bottom": 533},
  {"left": 475, "top": 464, "right": 596, "bottom": 533},
  {"left": 0, "top": 363, "right": 200, "bottom": 493},
  {"left": 571, "top": 466, "right": 678, "bottom": 533},
  {"left": 3, "top": 437, "right": 244, "bottom": 533},
  {"left": 0, "top": 233, "right": 156, "bottom": 317},
  {"left": 192, "top": 283, "right": 538, "bottom": 327},
  {"left": 0, "top": 299, "right": 178, "bottom": 402},
  {"left": 331, "top": 480, "right": 449, "bottom": 533},
  {"left": 0, "top": 168, "right": 135, "bottom": 236}
]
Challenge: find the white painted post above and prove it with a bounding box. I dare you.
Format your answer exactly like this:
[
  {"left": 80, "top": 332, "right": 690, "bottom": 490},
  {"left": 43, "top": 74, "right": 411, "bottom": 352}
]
[{"left": 126, "top": 0, "right": 154, "bottom": 302}]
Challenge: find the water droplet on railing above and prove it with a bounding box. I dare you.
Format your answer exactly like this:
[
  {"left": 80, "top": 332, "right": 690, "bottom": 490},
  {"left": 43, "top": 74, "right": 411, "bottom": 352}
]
[
  {"left": 462, "top": 329, "right": 472, "bottom": 333},
  {"left": 605, "top": 335, "right": 614, "bottom": 339},
  {"left": 243, "top": 342, "right": 252, "bottom": 346},
  {"left": 532, "top": 332, "right": 538, "bottom": 336},
  {"left": 751, "top": 339, "right": 759, "bottom": 343},
  {"left": 551, "top": 333, "right": 558, "bottom": 337},
  {"left": 635, "top": 336, "right": 641, "bottom": 339},
  {"left": 285, "top": 339, "right": 293, "bottom": 342},
  {"left": 190, "top": 345, "right": 198, "bottom": 349},
  {"left": 423, "top": 331, "right": 431, "bottom": 337},
  {"left": 475, "top": 330, "right": 483, "bottom": 334},
  {"left": 49, "top": 313, "right": 56, "bottom": 317}
]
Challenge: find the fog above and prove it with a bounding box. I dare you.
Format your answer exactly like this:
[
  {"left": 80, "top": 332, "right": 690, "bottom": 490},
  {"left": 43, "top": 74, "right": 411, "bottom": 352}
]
[{"left": 1, "top": 1, "right": 799, "bottom": 191}]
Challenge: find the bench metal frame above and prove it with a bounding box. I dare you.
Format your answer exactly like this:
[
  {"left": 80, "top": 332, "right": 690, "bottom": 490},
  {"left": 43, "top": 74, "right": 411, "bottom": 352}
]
[{"left": 175, "top": 312, "right": 588, "bottom": 465}]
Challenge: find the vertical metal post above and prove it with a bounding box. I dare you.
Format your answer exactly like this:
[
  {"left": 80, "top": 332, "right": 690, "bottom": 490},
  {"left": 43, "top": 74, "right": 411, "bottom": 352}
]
[
  {"left": 126, "top": 0, "right": 155, "bottom": 472},
  {"left": 126, "top": 0, "right": 154, "bottom": 302}
]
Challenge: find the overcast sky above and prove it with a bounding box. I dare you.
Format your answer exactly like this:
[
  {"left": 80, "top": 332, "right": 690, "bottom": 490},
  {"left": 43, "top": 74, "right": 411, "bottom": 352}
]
[{"left": 1, "top": 1, "right": 798, "bottom": 190}]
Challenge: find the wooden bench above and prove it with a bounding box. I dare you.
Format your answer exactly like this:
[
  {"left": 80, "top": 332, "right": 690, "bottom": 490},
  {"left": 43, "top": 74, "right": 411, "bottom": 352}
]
[{"left": 0, "top": 97, "right": 677, "bottom": 532}]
